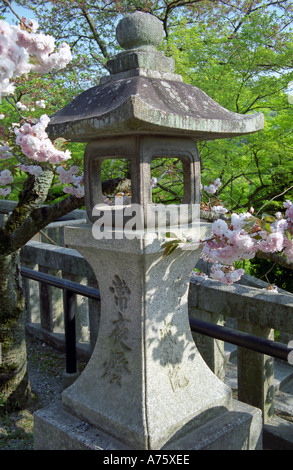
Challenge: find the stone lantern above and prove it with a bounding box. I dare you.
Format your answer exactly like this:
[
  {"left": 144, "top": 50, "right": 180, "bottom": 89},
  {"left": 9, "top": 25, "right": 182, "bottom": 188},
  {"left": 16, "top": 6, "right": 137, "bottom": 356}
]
[{"left": 34, "top": 12, "right": 263, "bottom": 450}]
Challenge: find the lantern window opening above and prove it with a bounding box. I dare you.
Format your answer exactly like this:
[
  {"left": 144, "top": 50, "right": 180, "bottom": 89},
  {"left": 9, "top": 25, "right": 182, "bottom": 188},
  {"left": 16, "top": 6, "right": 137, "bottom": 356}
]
[
  {"left": 101, "top": 157, "right": 132, "bottom": 206},
  {"left": 151, "top": 156, "right": 184, "bottom": 206}
]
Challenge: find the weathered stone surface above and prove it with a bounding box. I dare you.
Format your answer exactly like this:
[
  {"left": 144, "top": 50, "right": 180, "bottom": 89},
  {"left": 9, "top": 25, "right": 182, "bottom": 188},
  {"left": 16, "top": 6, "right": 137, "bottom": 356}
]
[
  {"left": 48, "top": 75, "right": 264, "bottom": 142},
  {"left": 105, "top": 50, "right": 176, "bottom": 76},
  {"left": 61, "top": 224, "right": 233, "bottom": 450},
  {"left": 34, "top": 398, "right": 262, "bottom": 450},
  {"left": 189, "top": 275, "right": 293, "bottom": 333},
  {"left": 116, "top": 11, "right": 164, "bottom": 51},
  {"left": 263, "top": 415, "right": 293, "bottom": 450},
  {"left": 83, "top": 135, "right": 200, "bottom": 224},
  {"left": 47, "top": 10, "right": 264, "bottom": 143}
]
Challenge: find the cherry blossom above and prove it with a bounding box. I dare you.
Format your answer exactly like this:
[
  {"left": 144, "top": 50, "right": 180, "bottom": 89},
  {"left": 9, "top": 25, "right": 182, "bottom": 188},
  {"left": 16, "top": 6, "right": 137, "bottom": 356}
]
[
  {"left": 191, "top": 271, "right": 208, "bottom": 280},
  {"left": 203, "top": 183, "right": 216, "bottom": 195},
  {"left": 258, "top": 231, "right": 284, "bottom": 253},
  {"left": 14, "top": 114, "right": 71, "bottom": 164},
  {"left": 18, "top": 164, "right": 43, "bottom": 177},
  {"left": 0, "top": 187, "right": 11, "bottom": 196},
  {"left": 203, "top": 178, "right": 221, "bottom": 195},
  {"left": 0, "top": 19, "right": 72, "bottom": 95},
  {"left": 0, "top": 169, "right": 13, "bottom": 185},
  {"left": 0, "top": 142, "right": 12, "bottom": 159},
  {"left": 211, "top": 205, "right": 228, "bottom": 214},
  {"left": 56, "top": 165, "right": 84, "bottom": 198},
  {"left": 210, "top": 264, "right": 245, "bottom": 285},
  {"left": 36, "top": 99, "right": 46, "bottom": 108},
  {"left": 200, "top": 199, "right": 293, "bottom": 284},
  {"left": 56, "top": 165, "right": 80, "bottom": 184},
  {"left": 16, "top": 101, "right": 28, "bottom": 111},
  {"left": 0, "top": 18, "right": 83, "bottom": 207},
  {"left": 284, "top": 200, "right": 293, "bottom": 223},
  {"left": 0, "top": 169, "right": 13, "bottom": 198},
  {"left": 63, "top": 185, "right": 85, "bottom": 198}
]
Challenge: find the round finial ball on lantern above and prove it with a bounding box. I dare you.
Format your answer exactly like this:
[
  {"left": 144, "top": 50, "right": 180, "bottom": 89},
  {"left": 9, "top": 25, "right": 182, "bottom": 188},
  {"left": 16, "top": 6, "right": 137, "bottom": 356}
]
[{"left": 116, "top": 11, "right": 164, "bottom": 50}]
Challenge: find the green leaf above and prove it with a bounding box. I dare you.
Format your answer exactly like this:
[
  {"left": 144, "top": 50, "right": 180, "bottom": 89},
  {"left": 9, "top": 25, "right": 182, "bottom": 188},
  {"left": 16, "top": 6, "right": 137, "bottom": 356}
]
[
  {"left": 262, "top": 215, "right": 276, "bottom": 224},
  {"left": 161, "top": 240, "right": 181, "bottom": 249},
  {"left": 53, "top": 137, "right": 70, "bottom": 149},
  {"left": 165, "top": 232, "right": 178, "bottom": 239},
  {"left": 285, "top": 230, "right": 292, "bottom": 241},
  {"left": 260, "top": 220, "right": 272, "bottom": 233},
  {"left": 163, "top": 244, "right": 178, "bottom": 257}
]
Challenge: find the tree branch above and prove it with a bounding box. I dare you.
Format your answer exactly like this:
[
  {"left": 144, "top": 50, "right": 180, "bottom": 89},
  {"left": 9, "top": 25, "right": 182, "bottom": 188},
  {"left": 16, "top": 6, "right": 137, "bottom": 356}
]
[
  {"left": 256, "top": 250, "right": 293, "bottom": 271},
  {"left": 80, "top": 5, "right": 109, "bottom": 60},
  {"left": 161, "top": 0, "right": 203, "bottom": 36},
  {"left": 4, "top": 194, "right": 85, "bottom": 256},
  {"left": 4, "top": 168, "right": 54, "bottom": 234}
]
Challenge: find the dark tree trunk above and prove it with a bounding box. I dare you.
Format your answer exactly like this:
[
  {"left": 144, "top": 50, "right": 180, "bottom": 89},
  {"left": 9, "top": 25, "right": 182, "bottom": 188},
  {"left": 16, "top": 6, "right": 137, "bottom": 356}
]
[{"left": 0, "top": 250, "right": 30, "bottom": 412}]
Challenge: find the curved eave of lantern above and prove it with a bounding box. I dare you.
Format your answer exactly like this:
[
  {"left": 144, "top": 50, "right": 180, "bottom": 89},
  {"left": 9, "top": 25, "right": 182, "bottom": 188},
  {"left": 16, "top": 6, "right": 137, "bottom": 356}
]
[{"left": 47, "top": 76, "right": 264, "bottom": 142}]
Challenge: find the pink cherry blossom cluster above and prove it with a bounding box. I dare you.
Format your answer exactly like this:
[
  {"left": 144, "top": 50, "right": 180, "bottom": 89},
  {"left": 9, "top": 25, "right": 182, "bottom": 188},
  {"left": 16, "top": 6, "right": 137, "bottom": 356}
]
[
  {"left": 202, "top": 178, "right": 221, "bottom": 195},
  {"left": 14, "top": 114, "right": 71, "bottom": 164},
  {"left": 18, "top": 164, "right": 43, "bottom": 177},
  {"left": 0, "top": 169, "right": 13, "bottom": 185},
  {"left": 0, "top": 187, "right": 11, "bottom": 196},
  {"left": 203, "top": 215, "right": 255, "bottom": 265},
  {"left": 63, "top": 185, "right": 85, "bottom": 198},
  {"left": 0, "top": 142, "right": 13, "bottom": 159},
  {"left": 210, "top": 264, "right": 245, "bottom": 285},
  {"left": 202, "top": 201, "right": 293, "bottom": 284},
  {"left": 57, "top": 165, "right": 84, "bottom": 198},
  {"left": 0, "top": 169, "right": 13, "bottom": 196},
  {"left": 0, "top": 19, "right": 83, "bottom": 198},
  {"left": 0, "top": 19, "right": 72, "bottom": 95},
  {"left": 211, "top": 205, "right": 228, "bottom": 215}
]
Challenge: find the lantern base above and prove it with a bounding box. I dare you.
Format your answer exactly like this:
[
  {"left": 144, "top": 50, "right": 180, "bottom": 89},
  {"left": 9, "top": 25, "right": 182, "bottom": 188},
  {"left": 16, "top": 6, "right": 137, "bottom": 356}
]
[{"left": 34, "top": 399, "right": 262, "bottom": 450}]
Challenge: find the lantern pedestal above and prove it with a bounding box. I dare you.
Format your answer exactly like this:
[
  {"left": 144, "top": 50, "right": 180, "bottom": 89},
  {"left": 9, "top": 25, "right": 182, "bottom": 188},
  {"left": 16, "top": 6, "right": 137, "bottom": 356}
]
[{"left": 34, "top": 224, "right": 263, "bottom": 450}]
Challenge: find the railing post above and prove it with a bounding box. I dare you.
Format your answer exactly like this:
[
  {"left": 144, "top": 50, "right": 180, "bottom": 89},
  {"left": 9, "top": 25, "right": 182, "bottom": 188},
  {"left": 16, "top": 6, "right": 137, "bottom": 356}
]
[
  {"left": 88, "top": 277, "right": 101, "bottom": 353},
  {"left": 39, "top": 266, "right": 63, "bottom": 333},
  {"left": 237, "top": 320, "right": 275, "bottom": 423},
  {"left": 63, "top": 272, "right": 90, "bottom": 344},
  {"left": 63, "top": 288, "right": 79, "bottom": 387},
  {"left": 189, "top": 307, "right": 225, "bottom": 382}
]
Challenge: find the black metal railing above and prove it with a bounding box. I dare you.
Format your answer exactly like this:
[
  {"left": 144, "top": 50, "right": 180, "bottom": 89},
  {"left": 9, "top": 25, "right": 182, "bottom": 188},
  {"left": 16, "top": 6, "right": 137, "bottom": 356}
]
[
  {"left": 21, "top": 267, "right": 293, "bottom": 374},
  {"left": 21, "top": 267, "right": 100, "bottom": 375}
]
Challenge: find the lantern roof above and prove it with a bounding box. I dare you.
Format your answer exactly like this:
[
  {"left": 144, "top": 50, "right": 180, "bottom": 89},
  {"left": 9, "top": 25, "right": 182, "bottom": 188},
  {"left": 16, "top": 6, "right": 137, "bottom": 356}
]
[{"left": 47, "top": 11, "right": 264, "bottom": 142}]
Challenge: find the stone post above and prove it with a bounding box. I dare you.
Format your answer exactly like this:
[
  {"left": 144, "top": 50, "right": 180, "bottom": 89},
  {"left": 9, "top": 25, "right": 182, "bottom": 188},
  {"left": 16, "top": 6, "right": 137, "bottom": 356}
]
[
  {"left": 237, "top": 321, "right": 275, "bottom": 423},
  {"left": 60, "top": 225, "right": 234, "bottom": 450}
]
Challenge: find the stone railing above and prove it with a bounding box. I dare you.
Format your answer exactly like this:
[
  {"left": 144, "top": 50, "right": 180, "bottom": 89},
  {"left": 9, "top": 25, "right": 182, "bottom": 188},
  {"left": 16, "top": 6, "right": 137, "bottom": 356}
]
[
  {"left": 21, "top": 240, "right": 101, "bottom": 359},
  {"left": 189, "top": 272, "right": 293, "bottom": 423}
]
